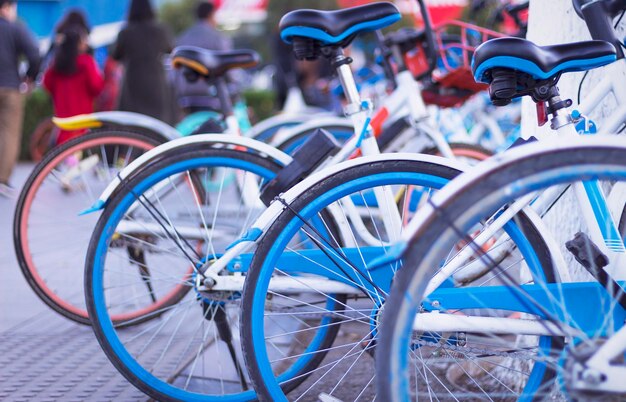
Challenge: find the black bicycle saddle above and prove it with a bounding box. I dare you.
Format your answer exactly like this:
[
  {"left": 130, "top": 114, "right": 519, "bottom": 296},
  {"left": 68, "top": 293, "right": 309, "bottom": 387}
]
[
  {"left": 472, "top": 37, "right": 616, "bottom": 83},
  {"left": 280, "top": 2, "right": 400, "bottom": 47},
  {"left": 171, "top": 46, "right": 260, "bottom": 78}
]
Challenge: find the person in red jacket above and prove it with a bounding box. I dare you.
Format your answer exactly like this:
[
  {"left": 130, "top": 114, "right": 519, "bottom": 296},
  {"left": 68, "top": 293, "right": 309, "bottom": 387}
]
[{"left": 43, "top": 25, "right": 104, "bottom": 144}]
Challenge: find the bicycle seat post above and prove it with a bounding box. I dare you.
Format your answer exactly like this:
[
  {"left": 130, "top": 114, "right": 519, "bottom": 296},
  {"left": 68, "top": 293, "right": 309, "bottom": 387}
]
[
  {"left": 279, "top": 2, "right": 401, "bottom": 155},
  {"left": 332, "top": 47, "right": 381, "bottom": 156},
  {"left": 330, "top": 48, "right": 364, "bottom": 114},
  {"left": 214, "top": 76, "right": 239, "bottom": 133}
]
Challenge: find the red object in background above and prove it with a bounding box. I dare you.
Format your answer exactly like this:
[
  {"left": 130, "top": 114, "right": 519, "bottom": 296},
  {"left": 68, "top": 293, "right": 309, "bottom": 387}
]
[
  {"left": 420, "top": 3, "right": 465, "bottom": 25},
  {"left": 337, "top": 0, "right": 466, "bottom": 25},
  {"left": 216, "top": 0, "right": 267, "bottom": 14},
  {"left": 536, "top": 102, "right": 548, "bottom": 126},
  {"left": 43, "top": 54, "right": 104, "bottom": 144},
  {"left": 404, "top": 20, "right": 501, "bottom": 108},
  {"left": 95, "top": 56, "right": 121, "bottom": 112},
  {"left": 337, "top": 0, "right": 374, "bottom": 7},
  {"left": 502, "top": 6, "right": 528, "bottom": 35}
]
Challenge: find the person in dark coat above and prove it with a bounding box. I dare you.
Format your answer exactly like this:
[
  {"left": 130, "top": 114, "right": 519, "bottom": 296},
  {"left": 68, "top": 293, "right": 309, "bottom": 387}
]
[
  {"left": 113, "top": 0, "right": 173, "bottom": 122},
  {"left": 174, "top": 1, "right": 233, "bottom": 113},
  {"left": 0, "top": 0, "right": 40, "bottom": 196}
]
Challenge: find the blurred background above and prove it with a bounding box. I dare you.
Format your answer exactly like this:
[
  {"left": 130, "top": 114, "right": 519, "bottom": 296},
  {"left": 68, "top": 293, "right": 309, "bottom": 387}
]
[{"left": 16, "top": 0, "right": 524, "bottom": 159}]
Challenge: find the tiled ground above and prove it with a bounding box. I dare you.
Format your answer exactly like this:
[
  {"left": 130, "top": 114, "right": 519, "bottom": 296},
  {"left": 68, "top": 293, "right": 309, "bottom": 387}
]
[{"left": 0, "top": 164, "right": 147, "bottom": 401}]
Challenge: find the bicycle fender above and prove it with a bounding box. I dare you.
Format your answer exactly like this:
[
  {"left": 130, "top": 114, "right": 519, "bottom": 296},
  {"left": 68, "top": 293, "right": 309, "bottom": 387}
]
[
  {"left": 246, "top": 113, "right": 314, "bottom": 140},
  {"left": 269, "top": 116, "right": 352, "bottom": 147},
  {"left": 53, "top": 111, "right": 180, "bottom": 141},
  {"left": 246, "top": 152, "right": 467, "bottom": 245},
  {"left": 80, "top": 134, "right": 293, "bottom": 215}
]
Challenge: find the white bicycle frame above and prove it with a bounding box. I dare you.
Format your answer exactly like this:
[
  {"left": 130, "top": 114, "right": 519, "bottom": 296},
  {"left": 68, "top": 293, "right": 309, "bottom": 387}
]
[
  {"left": 271, "top": 69, "right": 462, "bottom": 159},
  {"left": 94, "top": 48, "right": 458, "bottom": 296},
  {"left": 196, "top": 152, "right": 463, "bottom": 295}
]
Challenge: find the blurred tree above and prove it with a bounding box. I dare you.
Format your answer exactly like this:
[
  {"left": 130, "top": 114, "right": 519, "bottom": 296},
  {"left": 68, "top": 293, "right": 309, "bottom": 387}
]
[
  {"left": 461, "top": 0, "right": 500, "bottom": 29},
  {"left": 21, "top": 90, "right": 53, "bottom": 160},
  {"left": 265, "top": 0, "right": 338, "bottom": 34},
  {"left": 160, "top": 0, "right": 198, "bottom": 36}
]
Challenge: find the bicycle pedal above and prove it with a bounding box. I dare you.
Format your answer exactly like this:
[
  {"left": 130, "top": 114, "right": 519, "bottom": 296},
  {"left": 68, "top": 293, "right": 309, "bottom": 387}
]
[
  {"left": 565, "top": 232, "right": 609, "bottom": 271},
  {"left": 318, "top": 392, "right": 344, "bottom": 402},
  {"left": 566, "top": 232, "right": 626, "bottom": 310},
  {"left": 360, "top": 337, "right": 376, "bottom": 358}
]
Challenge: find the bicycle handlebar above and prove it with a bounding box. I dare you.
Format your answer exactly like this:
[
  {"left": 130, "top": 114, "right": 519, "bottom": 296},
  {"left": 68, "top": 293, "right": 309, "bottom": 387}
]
[
  {"left": 573, "top": 0, "right": 625, "bottom": 19},
  {"left": 415, "top": 0, "right": 439, "bottom": 76},
  {"left": 573, "top": 0, "right": 625, "bottom": 59}
]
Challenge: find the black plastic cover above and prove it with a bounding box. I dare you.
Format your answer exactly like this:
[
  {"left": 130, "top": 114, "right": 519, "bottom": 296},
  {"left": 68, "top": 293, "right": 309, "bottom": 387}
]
[{"left": 260, "top": 128, "right": 341, "bottom": 206}]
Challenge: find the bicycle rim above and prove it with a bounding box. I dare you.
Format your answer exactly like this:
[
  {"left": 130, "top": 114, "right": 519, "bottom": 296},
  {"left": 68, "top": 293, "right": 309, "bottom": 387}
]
[
  {"left": 14, "top": 131, "right": 159, "bottom": 324},
  {"left": 242, "top": 159, "right": 462, "bottom": 401}
]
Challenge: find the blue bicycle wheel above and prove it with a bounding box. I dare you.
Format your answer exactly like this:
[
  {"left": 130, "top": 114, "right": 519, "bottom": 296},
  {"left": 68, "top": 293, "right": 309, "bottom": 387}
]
[
  {"left": 239, "top": 158, "right": 544, "bottom": 400},
  {"left": 86, "top": 148, "right": 287, "bottom": 401},
  {"left": 377, "top": 140, "right": 626, "bottom": 401}
]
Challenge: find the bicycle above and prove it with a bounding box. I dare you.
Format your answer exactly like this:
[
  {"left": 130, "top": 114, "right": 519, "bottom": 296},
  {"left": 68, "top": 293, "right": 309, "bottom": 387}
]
[
  {"left": 81, "top": 2, "right": 502, "bottom": 399},
  {"left": 13, "top": 47, "right": 272, "bottom": 325},
  {"left": 374, "top": 0, "right": 626, "bottom": 400},
  {"left": 238, "top": 1, "right": 626, "bottom": 400},
  {"left": 86, "top": 2, "right": 500, "bottom": 218}
]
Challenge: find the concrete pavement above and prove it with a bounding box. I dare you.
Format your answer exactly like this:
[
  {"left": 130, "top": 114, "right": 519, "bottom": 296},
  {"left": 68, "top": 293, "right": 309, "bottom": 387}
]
[{"left": 0, "top": 163, "right": 145, "bottom": 401}]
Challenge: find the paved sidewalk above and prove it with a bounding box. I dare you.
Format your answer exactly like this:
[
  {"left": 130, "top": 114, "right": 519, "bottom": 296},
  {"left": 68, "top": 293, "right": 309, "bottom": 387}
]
[
  {"left": 0, "top": 163, "right": 376, "bottom": 401},
  {"left": 0, "top": 163, "right": 146, "bottom": 401}
]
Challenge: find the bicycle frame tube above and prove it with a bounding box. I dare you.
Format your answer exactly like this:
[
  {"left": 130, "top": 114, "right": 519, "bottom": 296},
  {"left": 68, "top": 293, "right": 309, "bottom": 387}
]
[
  {"left": 415, "top": 280, "right": 626, "bottom": 336},
  {"left": 81, "top": 134, "right": 293, "bottom": 214},
  {"left": 577, "top": 60, "right": 626, "bottom": 135},
  {"left": 197, "top": 153, "right": 464, "bottom": 283}
]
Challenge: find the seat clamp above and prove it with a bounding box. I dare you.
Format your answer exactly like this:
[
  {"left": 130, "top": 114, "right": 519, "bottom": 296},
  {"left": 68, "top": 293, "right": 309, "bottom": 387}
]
[{"left": 343, "top": 99, "right": 373, "bottom": 116}]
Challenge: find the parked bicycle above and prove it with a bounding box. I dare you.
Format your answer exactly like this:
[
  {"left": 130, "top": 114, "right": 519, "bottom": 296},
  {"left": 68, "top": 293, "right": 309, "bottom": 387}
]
[
  {"left": 376, "top": 1, "right": 626, "bottom": 400},
  {"left": 80, "top": 1, "right": 506, "bottom": 399}
]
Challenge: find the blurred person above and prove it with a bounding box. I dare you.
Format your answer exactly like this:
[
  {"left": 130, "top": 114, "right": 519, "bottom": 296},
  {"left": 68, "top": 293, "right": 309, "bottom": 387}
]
[
  {"left": 296, "top": 58, "right": 335, "bottom": 111},
  {"left": 95, "top": 49, "right": 122, "bottom": 112},
  {"left": 267, "top": 0, "right": 337, "bottom": 111},
  {"left": 270, "top": 33, "right": 294, "bottom": 109},
  {"left": 174, "top": 1, "right": 233, "bottom": 114},
  {"left": 176, "top": 1, "right": 231, "bottom": 51},
  {"left": 43, "top": 9, "right": 91, "bottom": 70},
  {"left": 54, "top": 8, "right": 90, "bottom": 35},
  {"left": 0, "top": 0, "right": 40, "bottom": 196},
  {"left": 113, "top": 0, "right": 174, "bottom": 122},
  {"left": 43, "top": 26, "right": 104, "bottom": 145}
]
